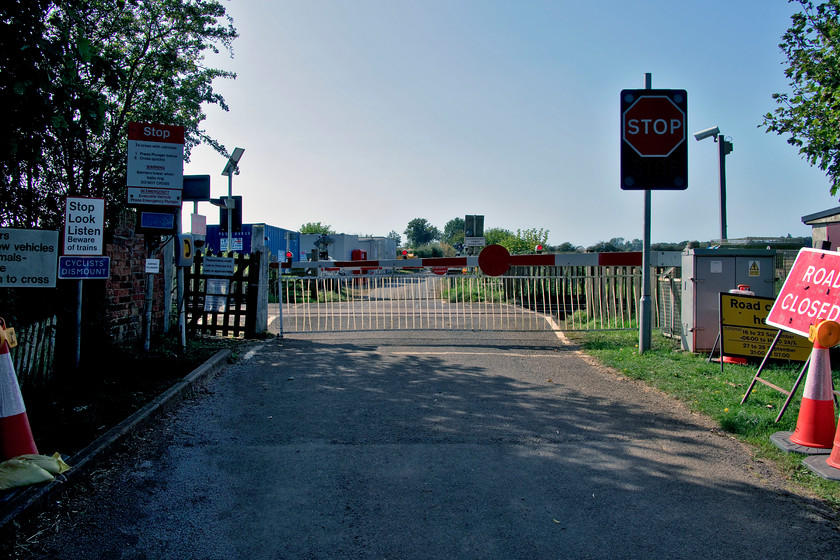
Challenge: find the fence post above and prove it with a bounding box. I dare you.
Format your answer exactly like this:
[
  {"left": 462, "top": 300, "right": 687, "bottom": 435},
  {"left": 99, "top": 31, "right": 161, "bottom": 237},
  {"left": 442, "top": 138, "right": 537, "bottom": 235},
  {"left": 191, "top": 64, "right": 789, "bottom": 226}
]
[
  {"left": 245, "top": 251, "right": 261, "bottom": 338},
  {"left": 251, "top": 225, "right": 268, "bottom": 334}
]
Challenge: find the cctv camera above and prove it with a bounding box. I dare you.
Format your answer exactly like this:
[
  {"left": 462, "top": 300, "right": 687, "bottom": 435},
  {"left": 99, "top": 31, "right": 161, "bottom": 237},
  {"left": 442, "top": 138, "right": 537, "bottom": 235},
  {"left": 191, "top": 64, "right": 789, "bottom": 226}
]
[{"left": 693, "top": 126, "right": 720, "bottom": 141}]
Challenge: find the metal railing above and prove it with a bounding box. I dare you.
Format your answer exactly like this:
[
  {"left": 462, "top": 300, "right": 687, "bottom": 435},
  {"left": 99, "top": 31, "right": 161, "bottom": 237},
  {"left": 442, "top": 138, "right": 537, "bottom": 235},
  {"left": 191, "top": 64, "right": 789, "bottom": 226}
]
[{"left": 272, "top": 266, "right": 652, "bottom": 334}]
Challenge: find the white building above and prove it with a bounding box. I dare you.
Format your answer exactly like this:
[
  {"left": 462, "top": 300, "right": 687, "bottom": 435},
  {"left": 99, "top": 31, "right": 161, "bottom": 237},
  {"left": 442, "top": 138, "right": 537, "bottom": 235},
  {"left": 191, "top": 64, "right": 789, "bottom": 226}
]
[{"left": 298, "top": 234, "right": 397, "bottom": 261}]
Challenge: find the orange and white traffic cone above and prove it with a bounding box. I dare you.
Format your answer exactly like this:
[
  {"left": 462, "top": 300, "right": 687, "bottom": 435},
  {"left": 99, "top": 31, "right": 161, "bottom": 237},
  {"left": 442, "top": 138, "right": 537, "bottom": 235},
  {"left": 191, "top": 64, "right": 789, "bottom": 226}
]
[
  {"left": 0, "top": 321, "right": 38, "bottom": 461},
  {"left": 804, "top": 411, "right": 840, "bottom": 481},
  {"left": 771, "top": 320, "right": 838, "bottom": 454}
]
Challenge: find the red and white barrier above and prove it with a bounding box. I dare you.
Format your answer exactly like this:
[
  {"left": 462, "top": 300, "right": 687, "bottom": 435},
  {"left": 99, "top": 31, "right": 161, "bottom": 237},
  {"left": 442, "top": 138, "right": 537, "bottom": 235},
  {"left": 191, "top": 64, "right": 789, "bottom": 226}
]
[{"left": 282, "top": 250, "right": 675, "bottom": 271}]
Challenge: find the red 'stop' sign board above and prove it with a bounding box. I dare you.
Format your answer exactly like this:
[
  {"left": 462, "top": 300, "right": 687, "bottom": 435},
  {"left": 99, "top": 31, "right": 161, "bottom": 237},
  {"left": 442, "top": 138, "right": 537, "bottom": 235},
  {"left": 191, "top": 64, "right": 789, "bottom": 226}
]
[
  {"left": 622, "top": 96, "right": 686, "bottom": 157},
  {"left": 766, "top": 248, "right": 840, "bottom": 337},
  {"left": 619, "top": 89, "right": 687, "bottom": 190},
  {"left": 127, "top": 122, "right": 185, "bottom": 144}
]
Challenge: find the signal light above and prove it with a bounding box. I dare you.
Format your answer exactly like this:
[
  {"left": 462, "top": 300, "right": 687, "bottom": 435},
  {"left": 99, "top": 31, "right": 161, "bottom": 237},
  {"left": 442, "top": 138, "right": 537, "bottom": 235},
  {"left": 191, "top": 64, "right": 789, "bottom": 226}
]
[
  {"left": 285, "top": 251, "right": 293, "bottom": 264},
  {"left": 401, "top": 249, "right": 408, "bottom": 259},
  {"left": 535, "top": 244, "right": 543, "bottom": 253}
]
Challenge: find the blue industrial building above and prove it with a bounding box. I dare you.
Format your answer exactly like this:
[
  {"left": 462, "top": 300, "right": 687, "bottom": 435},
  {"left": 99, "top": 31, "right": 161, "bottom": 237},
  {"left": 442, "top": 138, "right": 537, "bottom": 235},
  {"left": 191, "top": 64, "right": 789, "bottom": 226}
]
[{"left": 204, "top": 223, "right": 300, "bottom": 262}]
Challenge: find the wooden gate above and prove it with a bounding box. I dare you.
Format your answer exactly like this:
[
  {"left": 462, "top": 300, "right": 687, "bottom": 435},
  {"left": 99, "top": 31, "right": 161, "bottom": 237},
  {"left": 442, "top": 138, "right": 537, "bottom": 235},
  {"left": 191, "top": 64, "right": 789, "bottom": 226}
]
[{"left": 185, "top": 252, "right": 261, "bottom": 337}]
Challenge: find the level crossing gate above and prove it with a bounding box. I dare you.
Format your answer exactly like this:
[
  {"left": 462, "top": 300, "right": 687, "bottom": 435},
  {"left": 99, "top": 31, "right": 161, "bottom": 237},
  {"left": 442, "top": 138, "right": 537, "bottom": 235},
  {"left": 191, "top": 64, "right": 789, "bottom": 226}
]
[{"left": 270, "top": 250, "right": 681, "bottom": 335}]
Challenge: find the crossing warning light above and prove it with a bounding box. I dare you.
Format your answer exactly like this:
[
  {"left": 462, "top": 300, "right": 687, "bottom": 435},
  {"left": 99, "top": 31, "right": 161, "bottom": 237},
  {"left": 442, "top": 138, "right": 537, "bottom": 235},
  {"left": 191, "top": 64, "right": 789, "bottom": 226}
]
[
  {"left": 285, "top": 251, "right": 293, "bottom": 264},
  {"left": 535, "top": 244, "right": 543, "bottom": 253},
  {"left": 401, "top": 249, "right": 408, "bottom": 259}
]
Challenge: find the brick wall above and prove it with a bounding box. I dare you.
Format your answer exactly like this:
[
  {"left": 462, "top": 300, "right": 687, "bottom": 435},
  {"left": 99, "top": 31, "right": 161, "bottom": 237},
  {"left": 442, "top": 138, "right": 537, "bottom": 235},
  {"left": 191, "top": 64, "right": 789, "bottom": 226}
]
[{"left": 94, "top": 211, "right": 168, "bottom": 344}]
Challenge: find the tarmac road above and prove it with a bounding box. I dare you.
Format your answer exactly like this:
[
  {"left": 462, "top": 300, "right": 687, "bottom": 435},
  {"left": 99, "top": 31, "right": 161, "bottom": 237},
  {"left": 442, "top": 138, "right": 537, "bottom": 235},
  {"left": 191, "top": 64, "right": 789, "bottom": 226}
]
[{"left": 21, "top": 330, "right": 840, "bottom": 559}]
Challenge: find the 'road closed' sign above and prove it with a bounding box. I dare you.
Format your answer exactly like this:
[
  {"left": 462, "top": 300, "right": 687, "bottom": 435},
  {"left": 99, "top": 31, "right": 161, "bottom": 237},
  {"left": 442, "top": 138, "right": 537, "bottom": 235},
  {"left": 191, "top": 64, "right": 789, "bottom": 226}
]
[{"left": 766, "top": 248, "right": 840, "bottom": 338}]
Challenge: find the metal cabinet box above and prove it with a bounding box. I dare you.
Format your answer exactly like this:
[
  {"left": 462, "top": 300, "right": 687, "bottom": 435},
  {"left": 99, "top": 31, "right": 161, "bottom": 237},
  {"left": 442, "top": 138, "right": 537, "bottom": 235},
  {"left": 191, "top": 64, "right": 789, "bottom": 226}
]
[{"left": 681, "top": 248, "right": 776, "bottom": 353}]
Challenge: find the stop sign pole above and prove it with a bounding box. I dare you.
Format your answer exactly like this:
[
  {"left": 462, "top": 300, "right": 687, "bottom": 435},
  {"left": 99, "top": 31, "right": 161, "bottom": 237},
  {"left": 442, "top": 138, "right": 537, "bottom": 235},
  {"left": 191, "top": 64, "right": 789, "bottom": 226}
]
[{"left": 621, "top": 75, "right": 688, "bottom": 353}]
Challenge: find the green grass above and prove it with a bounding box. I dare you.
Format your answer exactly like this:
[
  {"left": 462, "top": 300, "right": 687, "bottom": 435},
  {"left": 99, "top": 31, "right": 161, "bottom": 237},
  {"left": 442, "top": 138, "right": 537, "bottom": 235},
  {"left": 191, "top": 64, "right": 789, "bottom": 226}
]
[
  {"left": 440, "top": 282, "right": 506, "bottom": 303},
  {"left": 567, "top": 328, "right": 840, "bottom": 508}
]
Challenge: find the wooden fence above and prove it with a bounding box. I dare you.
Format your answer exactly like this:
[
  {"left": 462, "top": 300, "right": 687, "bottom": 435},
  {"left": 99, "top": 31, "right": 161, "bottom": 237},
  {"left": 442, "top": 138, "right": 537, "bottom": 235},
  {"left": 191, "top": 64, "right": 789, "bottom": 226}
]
[
  {"left": 185, "top": 252, "right": 260, "bottom": 337},
  {"left": 8, "top": 315, "right": 57, "bottom": 390}
]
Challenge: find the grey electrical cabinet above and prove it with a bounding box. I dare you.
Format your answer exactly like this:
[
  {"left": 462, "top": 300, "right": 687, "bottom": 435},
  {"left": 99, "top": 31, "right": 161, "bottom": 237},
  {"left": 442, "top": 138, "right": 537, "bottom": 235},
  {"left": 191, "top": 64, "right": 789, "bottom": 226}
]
[{"left": 681, "top": 248, "right": 776, "bottom": 353}]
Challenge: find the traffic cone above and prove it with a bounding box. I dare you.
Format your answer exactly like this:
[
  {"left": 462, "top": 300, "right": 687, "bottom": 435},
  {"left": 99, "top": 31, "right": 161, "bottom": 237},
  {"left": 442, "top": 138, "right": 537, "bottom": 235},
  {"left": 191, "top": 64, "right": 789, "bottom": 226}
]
[
  {"left": 803, "top": 412, "right": 840, "bottom": 481},
  {"left": 826, "top": 422, "right": 840, "bottom": 470},
  {"left": 0, "top": 327, "right": 38, "bottom": 461},
  {"left": 788, "top": 321, "right": 837, "bottom": 449}
]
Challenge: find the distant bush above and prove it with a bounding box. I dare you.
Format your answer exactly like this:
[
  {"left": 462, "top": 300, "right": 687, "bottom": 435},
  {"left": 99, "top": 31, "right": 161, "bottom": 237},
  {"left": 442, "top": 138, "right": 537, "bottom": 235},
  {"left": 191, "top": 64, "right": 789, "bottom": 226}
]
[{"left": 413, "top": 244, "right": 444, "bottom": 258}]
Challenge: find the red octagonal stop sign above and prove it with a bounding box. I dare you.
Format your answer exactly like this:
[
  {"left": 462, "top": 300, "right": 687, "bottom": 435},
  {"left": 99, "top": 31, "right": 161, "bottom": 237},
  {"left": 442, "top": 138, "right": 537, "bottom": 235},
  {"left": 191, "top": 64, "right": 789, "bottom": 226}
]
[{"left": 623, "top": 95, "right": 686, "bottom": 157}]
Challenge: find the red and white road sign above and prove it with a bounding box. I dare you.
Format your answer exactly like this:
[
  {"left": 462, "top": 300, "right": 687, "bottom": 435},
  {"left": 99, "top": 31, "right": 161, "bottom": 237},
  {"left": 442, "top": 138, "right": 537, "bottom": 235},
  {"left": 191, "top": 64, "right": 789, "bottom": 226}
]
[
  {"left": 127, "top": 122, "right": 185, "bottom": 206},
  {"left": 622, "top": 95, "right": 686, "bottom": 157},
  {"left": 767, "top": 248, "right": 840, "bottom": 337}
]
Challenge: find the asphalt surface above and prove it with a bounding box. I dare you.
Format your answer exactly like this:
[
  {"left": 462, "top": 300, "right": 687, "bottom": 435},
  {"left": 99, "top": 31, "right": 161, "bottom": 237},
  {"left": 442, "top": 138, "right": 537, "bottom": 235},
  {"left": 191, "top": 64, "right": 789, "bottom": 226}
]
[{"left": 17, "top": 330, "right": 840, "bottom": 559}]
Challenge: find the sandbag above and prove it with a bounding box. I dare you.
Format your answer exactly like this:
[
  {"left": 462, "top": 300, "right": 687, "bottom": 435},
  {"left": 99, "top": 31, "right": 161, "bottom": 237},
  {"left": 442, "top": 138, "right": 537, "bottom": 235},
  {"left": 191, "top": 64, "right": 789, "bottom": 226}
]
[{"left": 0, "top": 453, "right": 71, "bottom": 490}]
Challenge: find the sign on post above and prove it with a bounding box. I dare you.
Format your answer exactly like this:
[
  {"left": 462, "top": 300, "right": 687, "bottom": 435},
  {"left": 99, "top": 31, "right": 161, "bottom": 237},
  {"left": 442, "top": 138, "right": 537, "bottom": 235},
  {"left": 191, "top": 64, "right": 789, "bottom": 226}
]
[
  {"left": 64, "top": 196, "right": 104, "bottom": 255},
  {"left": 620, "top": 89, "right": 688, "bottom": 190},
  {"left": 127, "top": 122, "right": 185, "bottom": 206},
  {"left": 0, "top": 229, "right": 58, "bottom": 287},
  {"left": 58, "top": 256, "right": 110, "bottom": 280},
  {"left": 767, "top": 248, "right": 840, "bottom": 337}
]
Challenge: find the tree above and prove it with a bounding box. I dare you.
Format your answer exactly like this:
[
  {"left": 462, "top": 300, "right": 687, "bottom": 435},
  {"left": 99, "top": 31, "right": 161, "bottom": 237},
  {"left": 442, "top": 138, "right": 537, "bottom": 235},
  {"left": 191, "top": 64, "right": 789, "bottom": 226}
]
[
  {"left": 404, "top": 218, "right": 441, "bottom": 247},
  {"left": 507, "top": 228, "right": 550, "bottom": 255},
  {"left": 555, "top": 242, "right": 583, "bottom": 253},
  {"left": 0, "top": 0, "right": 238, "bottom": 228},
  {"left": 485, "top": 227, "right": 514, "bottom": 246},
  {"left": 587, "top": 240, "right": 620, "bottom": 252},
  {"left": 442, "top": 217, "right": 465, "bottom": 246},
  {"left": 762, "top": 0, "right": 840, "bottom": 195},
  {"left": 300, "top": 221, "right": 335, "bottom": 234},
  {"left": 484, "top": 227, "right": 549, "bottom": 254},
  {"left": 386, "top": 230, "right": 401, "bottom": 246}
]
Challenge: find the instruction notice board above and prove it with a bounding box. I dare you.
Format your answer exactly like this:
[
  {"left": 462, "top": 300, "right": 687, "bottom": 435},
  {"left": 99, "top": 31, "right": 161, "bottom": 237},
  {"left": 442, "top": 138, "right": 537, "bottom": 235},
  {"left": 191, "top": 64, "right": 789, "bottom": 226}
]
[{"left": 720, "top": 292, "right": 811, "bottom": 361}]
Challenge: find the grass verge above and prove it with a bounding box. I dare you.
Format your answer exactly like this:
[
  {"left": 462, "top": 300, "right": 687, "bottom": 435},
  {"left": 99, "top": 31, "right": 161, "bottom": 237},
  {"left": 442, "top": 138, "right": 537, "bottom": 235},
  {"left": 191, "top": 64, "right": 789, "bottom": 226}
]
[{"left": 566, "top": 328, "right": 840, "bottom": 509}]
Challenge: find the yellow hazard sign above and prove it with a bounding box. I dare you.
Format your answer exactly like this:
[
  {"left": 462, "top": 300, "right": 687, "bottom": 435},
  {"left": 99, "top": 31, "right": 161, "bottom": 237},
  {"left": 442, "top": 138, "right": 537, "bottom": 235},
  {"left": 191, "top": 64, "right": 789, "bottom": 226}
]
[
  {"left": 719, "top": 293, "right": 811, "bottom": 361},
  {"left": 748, "top": 260, "right": 760, "bottom": 277}
]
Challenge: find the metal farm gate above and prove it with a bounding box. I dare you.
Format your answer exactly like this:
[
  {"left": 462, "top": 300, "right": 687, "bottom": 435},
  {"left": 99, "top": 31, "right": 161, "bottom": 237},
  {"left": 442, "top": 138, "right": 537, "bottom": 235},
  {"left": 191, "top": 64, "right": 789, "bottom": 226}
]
[{"left": 270, "top": 251, "right": 681, "bottom": 335}]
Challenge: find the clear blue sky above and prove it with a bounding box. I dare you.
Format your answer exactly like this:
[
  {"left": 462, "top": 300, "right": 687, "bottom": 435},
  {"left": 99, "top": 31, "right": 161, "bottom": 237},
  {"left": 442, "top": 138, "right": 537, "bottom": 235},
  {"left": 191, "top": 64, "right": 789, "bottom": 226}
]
[{"left": 184, "top": 0, "right": 834, "bottom": 247}]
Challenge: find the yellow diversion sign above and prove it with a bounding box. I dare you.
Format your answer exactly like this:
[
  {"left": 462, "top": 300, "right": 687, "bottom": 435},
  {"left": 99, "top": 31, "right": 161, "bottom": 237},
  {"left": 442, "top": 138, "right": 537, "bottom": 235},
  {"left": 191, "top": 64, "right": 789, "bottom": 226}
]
[{"left": 719, "top": 293, "right": 811, "bottom": 361}]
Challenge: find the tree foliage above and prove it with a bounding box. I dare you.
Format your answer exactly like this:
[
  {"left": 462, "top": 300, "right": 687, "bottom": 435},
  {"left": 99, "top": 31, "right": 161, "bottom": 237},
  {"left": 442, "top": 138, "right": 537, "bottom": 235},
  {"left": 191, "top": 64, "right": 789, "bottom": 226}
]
[
  {"left": 299, "top": 221, "right": 335, "bottom": 234},
  {"left": 586, "top": 237, "right": 643, "bottom": 252},
  {"left": 762, "top": 0, "right": 840, "bottom": 194},
  {"left": 442, "top": 217, "right": 465, "bottom": 246},
  {"left": 404, "top": 218, "right": 441, "bottom": 247},
  {"left": 484, "top": 227, "right": 549, "bottom": 255},
  {"left": 386, "top": 230, "right": 401, "bottom": 246},
  {"left": 1, "top": 0, "right": 237, "bottom": 228}
]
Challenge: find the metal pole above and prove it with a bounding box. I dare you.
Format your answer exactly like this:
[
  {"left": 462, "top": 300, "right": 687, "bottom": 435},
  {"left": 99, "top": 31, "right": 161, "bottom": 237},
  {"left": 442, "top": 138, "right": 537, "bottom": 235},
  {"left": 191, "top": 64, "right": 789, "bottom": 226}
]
[
  {"left": 718, "top": 133, "right": 728, "bottom": 241},
  {"left": 144, "top": 246, "right": 154, "bottom": 352},
  {"left": 227, "top": 172, "right": 233, "bottom": 254},
  {"left": 74, "top": 279, "right": 82, "bottom": 368},
  {"left": 639, "top": 72, "right": 652, "bottom": 354},
  {"left": 176, "top": 212, "right": 186, "bottom": 351}
]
